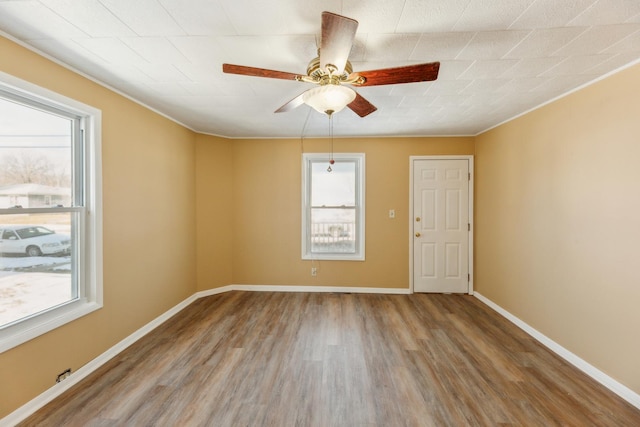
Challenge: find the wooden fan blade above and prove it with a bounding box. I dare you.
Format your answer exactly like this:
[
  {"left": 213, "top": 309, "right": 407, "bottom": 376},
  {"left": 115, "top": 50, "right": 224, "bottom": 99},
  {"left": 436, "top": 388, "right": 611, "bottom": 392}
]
[
  {"left": 320, "top": 11, "right": 358, "bottom": 74},
  {"left": 275, "top": 92, "right": 306, "bottom": 113},
  {"left": 348, "top": 92, "right": 377, "bottom": 117},
  {"left": 350, "top": 62, "right": 440, "bottom": 87},
  {"left": 223, "top": 63, "right": 301, "bottom": 81}
]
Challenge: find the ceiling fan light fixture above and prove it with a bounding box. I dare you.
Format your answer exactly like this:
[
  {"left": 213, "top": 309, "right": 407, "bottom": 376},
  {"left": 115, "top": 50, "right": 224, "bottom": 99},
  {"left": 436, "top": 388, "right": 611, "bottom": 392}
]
[{"left": 302, "top": 84, "right": 356, "bottom": 115}]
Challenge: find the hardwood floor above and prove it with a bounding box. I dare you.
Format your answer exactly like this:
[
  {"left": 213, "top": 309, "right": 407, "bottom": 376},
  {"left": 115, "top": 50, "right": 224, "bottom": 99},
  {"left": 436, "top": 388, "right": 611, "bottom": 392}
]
[{"left": 20, "top": 292, "right": 640, "bottom": 426}]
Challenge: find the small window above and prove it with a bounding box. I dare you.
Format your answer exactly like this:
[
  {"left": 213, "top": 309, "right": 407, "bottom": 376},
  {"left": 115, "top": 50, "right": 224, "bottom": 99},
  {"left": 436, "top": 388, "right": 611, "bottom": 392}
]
[
  {"left": 302, "top": 153, "right": 365, "bottom": 261},
  {"left": 2, "top": 230, "right": 17, "bottom": 240},
  {"left": 0, "top": 72, "right": 102, "bottom": 353}
]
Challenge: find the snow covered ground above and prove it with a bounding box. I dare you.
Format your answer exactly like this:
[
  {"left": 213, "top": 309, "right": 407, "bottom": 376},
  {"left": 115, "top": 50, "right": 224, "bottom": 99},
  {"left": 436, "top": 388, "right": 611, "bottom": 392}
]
[
  {"left": 0, "top": 256, "right": 72, "bottom": 326},
  {"left": 0, "top": 255, "right": 71, "bottom": 271}
]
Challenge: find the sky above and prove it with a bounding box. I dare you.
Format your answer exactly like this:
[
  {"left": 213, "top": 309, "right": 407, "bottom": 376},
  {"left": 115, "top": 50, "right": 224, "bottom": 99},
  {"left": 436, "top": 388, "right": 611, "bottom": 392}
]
[
  {"left": 0, "top": 96, "right": 71, "bottom": 185},
  {"left": 311, "top": 160, "right": 355, "bottom": 207}
]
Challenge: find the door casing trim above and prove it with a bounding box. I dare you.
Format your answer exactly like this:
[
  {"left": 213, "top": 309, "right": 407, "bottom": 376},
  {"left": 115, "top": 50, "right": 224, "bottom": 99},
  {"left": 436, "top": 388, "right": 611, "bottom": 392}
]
[{"left": 409, "top": 155, "right": 474, "bottom": 294}]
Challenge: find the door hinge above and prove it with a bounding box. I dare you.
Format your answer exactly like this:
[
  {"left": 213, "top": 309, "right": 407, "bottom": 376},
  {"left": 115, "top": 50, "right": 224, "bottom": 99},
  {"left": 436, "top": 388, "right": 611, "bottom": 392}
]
[
  {"left": 468, "top": 172, "right": 471, "bottom": 181},
  {"left": 468, "top": 223, "right": 470, "bottom": 231},
  {"left": 468, "top": 274, "right": 470, "bottom": 282}
]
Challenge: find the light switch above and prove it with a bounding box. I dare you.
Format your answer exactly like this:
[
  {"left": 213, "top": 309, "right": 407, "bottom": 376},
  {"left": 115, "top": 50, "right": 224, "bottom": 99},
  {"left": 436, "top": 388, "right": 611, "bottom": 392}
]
[{"left": 389, "top": 209, "right": 395, "bottom": 219}]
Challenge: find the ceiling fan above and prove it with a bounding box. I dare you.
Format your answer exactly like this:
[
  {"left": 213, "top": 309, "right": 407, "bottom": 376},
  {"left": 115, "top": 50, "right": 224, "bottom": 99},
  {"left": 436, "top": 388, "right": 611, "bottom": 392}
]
[{"left": 222, "top": 11, "right": 440, "bottom": 118}]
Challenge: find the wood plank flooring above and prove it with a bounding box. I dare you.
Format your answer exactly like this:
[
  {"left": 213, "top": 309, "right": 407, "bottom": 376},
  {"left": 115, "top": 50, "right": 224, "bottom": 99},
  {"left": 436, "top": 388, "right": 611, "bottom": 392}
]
[{"left": 20, "top": 292, "right": 640, "bottom": 426}]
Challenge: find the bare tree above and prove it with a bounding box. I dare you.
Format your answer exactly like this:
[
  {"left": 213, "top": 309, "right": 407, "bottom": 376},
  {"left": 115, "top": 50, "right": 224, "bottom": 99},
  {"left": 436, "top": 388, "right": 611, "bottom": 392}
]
[{"left": 0, "top": 150, "right": 70, "bottom": 187}]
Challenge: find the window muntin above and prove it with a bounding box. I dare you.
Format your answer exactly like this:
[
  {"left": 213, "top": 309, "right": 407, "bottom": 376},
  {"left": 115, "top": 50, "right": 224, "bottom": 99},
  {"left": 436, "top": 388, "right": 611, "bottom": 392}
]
[
  {"left": 302, "top": 153, "right": 365, "bottom": 261},
  {"left": 0, "top": 73, "right": 102, "bottom": 353}
]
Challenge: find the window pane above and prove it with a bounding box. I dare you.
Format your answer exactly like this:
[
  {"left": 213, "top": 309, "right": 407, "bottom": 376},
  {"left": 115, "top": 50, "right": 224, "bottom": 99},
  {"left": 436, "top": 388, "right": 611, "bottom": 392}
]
[
  {"left": 311, "top": 160, "right": 355, "bottom": 207},
  {"left": 310, "top": 208, "right": 356, "bottom": 253},
  {"left": 0, "top": 212, "right": 74, "bottom": 327},
  {"left": 0, "top": 97, "right": 72, "bottom": 208},
  {"left": 303, "top": 153, "right": 364, "bottom": 261}
]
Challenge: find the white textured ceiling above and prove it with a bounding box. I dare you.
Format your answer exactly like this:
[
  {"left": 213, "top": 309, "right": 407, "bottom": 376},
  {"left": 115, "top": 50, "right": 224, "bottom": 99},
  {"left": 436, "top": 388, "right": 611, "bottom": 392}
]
[{"left": 1, "top": 0, "right": 639, "bottom": 138}]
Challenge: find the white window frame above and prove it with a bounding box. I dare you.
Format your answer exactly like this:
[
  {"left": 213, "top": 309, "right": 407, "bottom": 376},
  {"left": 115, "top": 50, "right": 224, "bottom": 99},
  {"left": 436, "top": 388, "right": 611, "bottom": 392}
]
[
  {"left": 0, "top": 72, "right": 102, "bottom": 353},
  {"left": 302, "top": 152, "right": 365, "bottom": 261}
]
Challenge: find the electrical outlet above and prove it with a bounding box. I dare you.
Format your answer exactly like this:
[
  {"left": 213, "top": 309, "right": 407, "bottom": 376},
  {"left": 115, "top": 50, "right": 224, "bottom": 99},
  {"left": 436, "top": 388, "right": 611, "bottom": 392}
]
[
  {"left": 56, "top": 368, "right": 71, "bottom": 383},
  {"left": 311, "top": 267, "right": 317, "bottom": 277}
]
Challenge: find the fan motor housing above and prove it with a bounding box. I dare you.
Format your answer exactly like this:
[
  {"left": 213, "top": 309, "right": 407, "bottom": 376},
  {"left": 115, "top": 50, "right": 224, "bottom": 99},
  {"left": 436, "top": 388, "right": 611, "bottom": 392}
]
[{"left": 305, "top": 56, "right": 353, "bottom": 84}]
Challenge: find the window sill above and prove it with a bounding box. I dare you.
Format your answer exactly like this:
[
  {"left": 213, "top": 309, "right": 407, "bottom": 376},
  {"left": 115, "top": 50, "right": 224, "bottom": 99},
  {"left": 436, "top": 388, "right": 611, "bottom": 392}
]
[
  {"left": 0, "top": 300, "right": 102, "bottom": 353},
  {"left": 303, "top": 254, "right": 365, "bottom": 261}
]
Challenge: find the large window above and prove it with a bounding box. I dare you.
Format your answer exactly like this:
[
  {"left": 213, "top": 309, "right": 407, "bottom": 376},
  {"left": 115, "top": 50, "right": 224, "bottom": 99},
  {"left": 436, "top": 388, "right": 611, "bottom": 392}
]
[
  {"left": 302, "top": 153, "right": 365, "bottom": 261},
  {"left": 0, "top": 73, "right": 102, "bottom": 353}
]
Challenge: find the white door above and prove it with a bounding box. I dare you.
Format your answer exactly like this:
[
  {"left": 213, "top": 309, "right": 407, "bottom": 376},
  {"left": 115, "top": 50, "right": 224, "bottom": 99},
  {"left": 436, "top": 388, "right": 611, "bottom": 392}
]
[{"left": 413, "top": 159, "right": 470, "bottom": 293}]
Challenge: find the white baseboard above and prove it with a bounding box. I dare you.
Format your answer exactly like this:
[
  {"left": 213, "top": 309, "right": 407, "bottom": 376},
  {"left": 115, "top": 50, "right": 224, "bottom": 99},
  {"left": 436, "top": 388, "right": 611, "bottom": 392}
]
[
  {"left": 196, "top": 284, "right": 410, "bottom": 299},
  {"left": 228, "top": 284, "right": 411, "bottom": 294},
  {"left": 194, "top": 285, "right": 236, "bottom": 298},
  {"left": 3, "top": 284, "right": 410, "bottom": 425},
  {"left": 1, "top": 293, "right": 199, "bottom": 427},
  {"left": 474, "top": 292, "right": 640, "bottom": 410}
]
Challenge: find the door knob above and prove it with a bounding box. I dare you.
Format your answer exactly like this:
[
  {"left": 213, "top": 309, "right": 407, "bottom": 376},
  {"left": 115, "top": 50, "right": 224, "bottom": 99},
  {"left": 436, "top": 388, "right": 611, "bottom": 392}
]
[{"left": 415, "top": 232, "right": 421, "bottom": 237}]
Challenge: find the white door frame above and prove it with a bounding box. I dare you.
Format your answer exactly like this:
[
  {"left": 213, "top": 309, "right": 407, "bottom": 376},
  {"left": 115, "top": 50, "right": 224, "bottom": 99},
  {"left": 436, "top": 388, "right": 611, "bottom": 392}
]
[{"left": 409, "top": 155, "right": 474, "bottom": 294}]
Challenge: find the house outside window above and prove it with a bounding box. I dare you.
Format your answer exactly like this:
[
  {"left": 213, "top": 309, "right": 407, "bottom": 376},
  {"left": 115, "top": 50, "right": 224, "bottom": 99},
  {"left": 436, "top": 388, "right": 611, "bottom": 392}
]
[
  {"left": 0, "top": 73, "right": 102, "bottom": 353},
  {"left": 302, "top": 153, "right": 365, "bottom": 261}
]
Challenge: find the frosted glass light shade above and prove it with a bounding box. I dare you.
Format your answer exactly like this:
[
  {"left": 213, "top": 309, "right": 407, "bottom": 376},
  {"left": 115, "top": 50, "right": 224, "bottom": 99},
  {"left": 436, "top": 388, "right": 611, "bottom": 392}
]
[{"left": 303, "top": 85, "right": 356, "bottom": 115}]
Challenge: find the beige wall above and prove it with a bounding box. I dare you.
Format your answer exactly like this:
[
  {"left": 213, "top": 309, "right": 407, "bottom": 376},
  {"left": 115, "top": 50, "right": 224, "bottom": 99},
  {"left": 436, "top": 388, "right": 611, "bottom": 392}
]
[
  {"left": 195, "top": 136, "right": 474, "bottom": 289},
  {"left": 228, "top": 137, "right": 474, "bottom": 288},
  {"left": 0, "top": 37, "right": 197, "bottom": 417},
  {"left": 196, "top": 134, "right": 233, "bottom": 290},
  {"left": 475, "top": 63, "right": 640, "bottom": 395}
]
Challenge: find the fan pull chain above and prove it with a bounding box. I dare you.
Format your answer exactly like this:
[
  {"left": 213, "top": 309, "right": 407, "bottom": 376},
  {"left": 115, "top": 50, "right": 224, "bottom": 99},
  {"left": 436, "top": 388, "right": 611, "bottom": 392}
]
[{"left": 327, "top": 113, "right": 335, "bottom": 172}]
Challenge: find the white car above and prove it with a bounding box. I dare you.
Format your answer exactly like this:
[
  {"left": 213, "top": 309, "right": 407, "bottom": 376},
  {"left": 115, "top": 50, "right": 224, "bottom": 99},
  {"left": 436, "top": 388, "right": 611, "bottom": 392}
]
[{"left": 0, "top": 225, "right": 71, "bottom": 257}]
